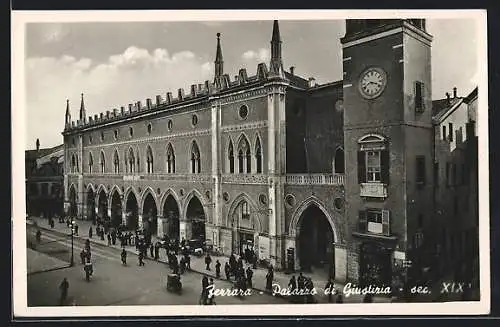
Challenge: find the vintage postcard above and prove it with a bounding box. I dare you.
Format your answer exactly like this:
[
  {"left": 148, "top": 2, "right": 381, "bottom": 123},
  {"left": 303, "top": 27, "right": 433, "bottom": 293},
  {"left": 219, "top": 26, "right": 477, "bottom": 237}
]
[{"left": 11, "top": 9, "right": 490, "bottom": 317}]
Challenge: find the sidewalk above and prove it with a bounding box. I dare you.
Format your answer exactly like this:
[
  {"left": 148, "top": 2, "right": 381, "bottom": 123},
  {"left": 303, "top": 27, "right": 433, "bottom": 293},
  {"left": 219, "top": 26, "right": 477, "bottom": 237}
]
[
  {"left": 28, "top": 216, "right": 390, "bottom": 303},
  {"left": 27, "top": 247, "right": 69, "bottom": 275}
]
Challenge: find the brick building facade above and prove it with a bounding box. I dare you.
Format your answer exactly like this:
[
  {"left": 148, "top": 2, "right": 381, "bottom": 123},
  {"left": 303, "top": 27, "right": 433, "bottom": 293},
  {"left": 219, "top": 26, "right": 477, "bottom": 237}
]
[{"left": 61, "top": 19, "right": 479, "bottom": 288}]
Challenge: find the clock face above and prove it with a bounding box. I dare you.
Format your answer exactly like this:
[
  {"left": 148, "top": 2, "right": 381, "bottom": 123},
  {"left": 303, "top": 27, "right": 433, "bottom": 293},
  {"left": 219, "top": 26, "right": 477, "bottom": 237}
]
[{"left": 358, "top": 68, "right": 387, "bottom": 99}]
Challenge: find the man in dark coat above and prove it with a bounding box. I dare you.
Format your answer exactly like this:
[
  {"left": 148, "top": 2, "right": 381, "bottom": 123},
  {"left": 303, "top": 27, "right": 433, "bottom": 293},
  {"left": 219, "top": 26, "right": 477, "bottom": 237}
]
[
  {"left": 224, "top": 262, "right": 231, "bottom": 280},
  {"left": 265, "top": 265, "right": 274, "bottom": 292},
  {"left": 229, "top": 254, "right": 236, "bottom": 275},
  {"left": 74, "top": 223, "right": 79, "bottom": 236},
  {"left": 201, "top": 276, "right": 209, "bottom": 305},
  {"left": 205, "top": 253, "right": 212, "bottom": 271},
  {"left": 154, "top": 243, "right": 160, "bottom": 261},
  {"left": 150, "top": 243, "right": 154, "bottom": 258},
  {"left": 215, "top": 260, "right": 221, "bottom": 278},
  {"left": 138, "top": 251, "right": 145, "bottom": 266},
  {"left": 59, "top": 277, "right": 69, "bottom": 305},
  {"left": 88, "top": 226, "right": 93, "bottom": 239},
  {"left": 107, "top": 233, "right": 112, "bottom": 246},
  {"left": 246, "top": 266, "right": 254, "bottom": 288},
  {"left": 121, "top": 248, "right": 127, "bottom": 265}
]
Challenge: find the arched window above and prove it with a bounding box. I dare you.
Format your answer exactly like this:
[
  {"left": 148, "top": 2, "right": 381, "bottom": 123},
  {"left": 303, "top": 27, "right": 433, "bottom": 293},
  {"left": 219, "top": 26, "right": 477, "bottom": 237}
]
[
  {"left": 89, "top": 152, "right": 93, "bottom": 174},
  {"left": 191, "top": 141, "right": 201, "bottom": 174},
  {"left": 127, "top": 148, "right": 135, "bottom": 173},
  {"left": 237, "top": 135, "right": 251, "bottom": 174},
  {"left": 228, "top": 140, "right": 234, "bottom": 173},
  {"left": 100, "top": 151, "right": 106, "bottom": 173},
  {"left": 240, "top": 200, "right": 250, "bottom": 220},
  {"left": 113, "top": 150, "right": 120, "bottom": 174},
  {"left": 167, "top": 143, "right": 175, "bottom": 174},
  {"left": 334, "top": 147, "right": 345, "bottom": 174},
  {"left": 238, "top": 149, "right": 244, "bottom": 173},
  {"left": 357, "top": 134, "right": 389, "bottom": 184},
  {"left": 146, "top": 146, "right": 154, "bottom": 174},
  {"left": 71, "top": 154, "right": 76, "bottom": 173},
  {"left": 136, "top": 150, "right": 140, "bottom": 173},
  {"left": 255, "top": 137, "right": 262, "bottom": 173}
]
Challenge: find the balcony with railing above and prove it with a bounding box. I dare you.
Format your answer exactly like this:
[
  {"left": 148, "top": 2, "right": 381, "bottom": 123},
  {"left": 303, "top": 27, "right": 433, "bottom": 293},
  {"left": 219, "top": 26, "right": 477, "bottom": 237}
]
[
  {"left": 360, "top": 182, "right": 387, "bottom": 198},
  {"left": 285, "top": 173, "right": 344, "bottom": 186}
]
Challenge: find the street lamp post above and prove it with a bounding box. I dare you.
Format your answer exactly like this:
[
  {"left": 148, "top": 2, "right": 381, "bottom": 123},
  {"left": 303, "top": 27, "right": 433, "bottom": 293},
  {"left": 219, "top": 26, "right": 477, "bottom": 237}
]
[{"left": 70, "top": 220, "right": 75, "bottom": 267}]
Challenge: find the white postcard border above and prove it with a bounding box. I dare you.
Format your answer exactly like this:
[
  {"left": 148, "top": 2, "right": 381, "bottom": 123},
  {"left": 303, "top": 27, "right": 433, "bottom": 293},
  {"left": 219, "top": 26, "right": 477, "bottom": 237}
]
[{"left": 11, "top": 9, "right": 490, "bottom": 317}]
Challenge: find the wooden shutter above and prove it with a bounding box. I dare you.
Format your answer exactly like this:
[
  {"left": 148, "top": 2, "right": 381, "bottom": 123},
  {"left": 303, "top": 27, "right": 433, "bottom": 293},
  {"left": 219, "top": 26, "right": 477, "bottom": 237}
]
[
  {"left": 380, "top": 150, "right": 390, "bottom": 185},
  {"left": 382, "top": 210, "right": 390, "bottom": 236},
  {"left": 357, "top": 151, "right": 366, "bottom": 183},
  {"left": 358, "top": 210, "right": 367, "bottom": 233}
]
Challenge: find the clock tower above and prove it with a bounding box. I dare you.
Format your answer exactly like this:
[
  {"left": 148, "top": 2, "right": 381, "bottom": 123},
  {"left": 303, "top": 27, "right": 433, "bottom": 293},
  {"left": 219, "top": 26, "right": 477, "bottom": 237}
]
[{"left": 341, "top": 19, "right": 434, "bottom": 288}]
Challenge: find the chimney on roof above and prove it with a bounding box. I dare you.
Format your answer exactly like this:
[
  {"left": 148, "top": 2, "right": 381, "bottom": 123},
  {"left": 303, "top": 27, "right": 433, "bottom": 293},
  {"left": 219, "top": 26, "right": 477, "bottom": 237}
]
[
  {"left": 128, "top": 104, "right": 133, "bottom": 113},
  {"left": 155, "top": 95, "right": 162, "bottom": 106},
  {"left": 136, "top": 101, "right": 142, "bottom": 111},
  {"left": 36, "top": 138, "right": 40, "bottom": 152},
  {"left": 120, "top": 106, "right": 125, "bottom": 115},
  {"left": 308, "top": 77, "right": 316, "bottom": 88},
  {"left": 446, "top": 92, "right": 451, "bottom": 104},
  {"left": 290, "top": 66, "right": 295, "bottom": 75},
  {"left": 146, "top": 98, "right": 152, "bottom": 109},
  {"left": 453, "top": 87, "right": 457, "bottom": 98}
]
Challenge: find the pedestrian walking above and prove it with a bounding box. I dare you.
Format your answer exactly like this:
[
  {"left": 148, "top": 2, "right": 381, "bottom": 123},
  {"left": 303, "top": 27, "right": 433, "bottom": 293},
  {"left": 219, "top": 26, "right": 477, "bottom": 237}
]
[
  {"left": 201, "top": 275, "right": 209, "bottom": 305},
  {"left": 36, "top": 229, "right": 41, "bottom": 243},
  {"left": 84, "top": 259, "right": 93, "bottom": 282},
  {"left": 205, "top": 253, "right": 212, "bottom": 271},
  {"left": 265, "top": 265, "right": 274, "bottom": 292},
  {"left": 88, "top": 226, "right": 93, "bottom": 239},
  {"left": 154, "top": 243, "right": 159, "bottom": 261},
  {"left": 100, "top": 229, "right": 105, "bottom": 241},
  {"left": 150, "top": 243, "right": 154, "bottom": 258},
  {"left": 185, "top": 254, "right": 191, "bottom": 270},
  {"left": 246, "top": 266, "right": 253, "bottom": 288},
  {"left": 80, "top": 250, "right": 86, "bottom": 265},
  {"left": 121, "top": 248, "right": 127, "bottom": 265},
  {"left": 74, "top": 224, "right": 79, "bottom": 236},
  {"left": 229, "top": 254, "right": 236, "bottom": 275},
  {"left": 138, "top": 251, "right": 145, "bottom": 266},
  {"left": 50, "top": 219, "right": 55, "bottom": 229},
  {"left": 107, "top": 233, "right": 111, "bottom": 246},
  {"left": 111, "top": 230, "right": 117, "bottom": 245},
  {"left": 224, "top": 262, "right": 230, "bottom": 280},
  {"left": 59, "top": 277, "right": 69, "bottom": 305},
  {"left": 215, "top": 260, "right": 221, "bottom": 278}
]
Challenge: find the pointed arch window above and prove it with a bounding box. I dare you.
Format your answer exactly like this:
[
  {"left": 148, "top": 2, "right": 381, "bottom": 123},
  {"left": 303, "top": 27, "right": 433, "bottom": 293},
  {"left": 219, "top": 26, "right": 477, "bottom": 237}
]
[
  {"left": 146, "top": 146, "right": 154, "bottom": 174},
  {"left": 113, "top": 150, "right": 120, "bottom": 174},
  {"left": 228, "top": 140, "right": 235, "bottom": 173},
  {"left": 237, "top": 135, "right": 251, "bottom": 174},
  {"left": 240, "top": 200, "right": 250, "bottom": 220},
  {"left": 136, "top": 150, "right": 141, "bottom": 173},
  {"left": 71, "top": 154, "right": 76, "bottom": 173},
  {"left": 191, "top": 141, "right": 201, "bottom": 174},
  {"left": 100, "top": 151, "right": 106, "bottom": 173},
  {"left": 255, "top": 137, "right": 262, "bottom": 174},
  {"left": 127, "top": 148, "right": 135, "bottom": 173},
  {"left": 334, "top": 147, "right": 345, "bottom": 174},
  {"left": 89, "top": 152, "right": 93, "bottom": 174},
  {"left": 167, "top": 143, "right": 176, "bottom": 174}
]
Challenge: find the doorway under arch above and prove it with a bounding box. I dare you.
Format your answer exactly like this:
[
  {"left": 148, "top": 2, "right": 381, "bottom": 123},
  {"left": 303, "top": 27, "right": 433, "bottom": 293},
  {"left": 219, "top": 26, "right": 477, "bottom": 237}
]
[
  {"left": 297, "top": 204, "right": 335, "bottom": 277},
  {"left": 125, "top": 192, "right": 139, "bottom": 231},
  {"left": 110, "top": 190, "right": 122, "bottom": 228},
  {"left": 68, "top": 185, "right": 77, "bottom": 217},
  {"left": 97, "top": 189, "right": 108, "bottom": 223},
  {"left": 142, "top": 192, "right": 158, "bottom": 236},
  {"left": 186, "top": 195, "right": 206, "bottom": 241},
  {"left": 163, "top": 194, "right": 180, "bottom": 241},
  {"left": 86, "top": 188, "right": 96, "bottom": 222}
]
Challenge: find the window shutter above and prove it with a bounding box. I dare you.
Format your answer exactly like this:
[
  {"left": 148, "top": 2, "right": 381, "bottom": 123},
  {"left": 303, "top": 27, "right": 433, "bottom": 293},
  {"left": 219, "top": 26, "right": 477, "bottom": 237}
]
[
  {"left": 382, "top": 210, "right": 390, "bottom": 236},
  {"left": 358, "top": 210, "right": 367, "bottom": 233},
  {"left": 381, "top": 150, "right": 390, "bottom": 185},
  {"left": 357, "top": 151, "right": 366, "bottom": 183}
]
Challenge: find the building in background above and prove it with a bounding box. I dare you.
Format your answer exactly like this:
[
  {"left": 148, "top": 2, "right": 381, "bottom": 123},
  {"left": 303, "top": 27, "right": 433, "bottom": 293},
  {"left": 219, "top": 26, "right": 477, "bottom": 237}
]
[
  {"left": 60, "top": 19, "right": 479, "bottom": 291},
  {"left": 25, "top": 139, "right": 64, "bottom": 218}
]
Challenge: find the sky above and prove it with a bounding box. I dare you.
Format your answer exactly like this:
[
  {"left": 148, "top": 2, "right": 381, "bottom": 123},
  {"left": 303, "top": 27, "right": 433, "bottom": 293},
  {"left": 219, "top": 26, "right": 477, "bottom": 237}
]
[{"left": 24, "top": 19, "right": 480, "bottom": 149}]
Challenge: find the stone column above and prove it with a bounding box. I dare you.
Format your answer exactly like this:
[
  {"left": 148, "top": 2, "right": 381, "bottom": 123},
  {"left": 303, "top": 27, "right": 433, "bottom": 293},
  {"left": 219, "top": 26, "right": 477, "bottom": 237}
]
[
  {"left": 138, "top": 213, "right": 143, "bottom": 230},
  {"left": 334, "top": 243, "right": 348, "bottom": 283},
  {"left": 157, "top": 215, "right": 165, "bottom": 238}
]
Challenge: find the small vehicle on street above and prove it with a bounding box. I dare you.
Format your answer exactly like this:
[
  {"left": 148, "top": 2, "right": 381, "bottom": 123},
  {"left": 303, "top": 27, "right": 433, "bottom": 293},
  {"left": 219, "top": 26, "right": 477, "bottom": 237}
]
[
  {"left": 166, "top": 273, "right": 182, "bottom": 294},
  {"left": 186, "top": 239, "right": 204, "bottom": 256}
]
